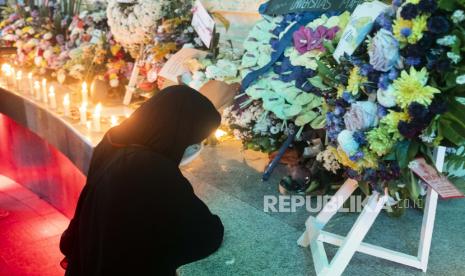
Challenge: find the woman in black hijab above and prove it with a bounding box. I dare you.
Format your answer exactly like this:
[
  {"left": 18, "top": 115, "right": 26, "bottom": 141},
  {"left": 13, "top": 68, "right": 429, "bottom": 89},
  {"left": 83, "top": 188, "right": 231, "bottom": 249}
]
[{"left": 60, "top": 85, "right": 224, "bottom": 276}]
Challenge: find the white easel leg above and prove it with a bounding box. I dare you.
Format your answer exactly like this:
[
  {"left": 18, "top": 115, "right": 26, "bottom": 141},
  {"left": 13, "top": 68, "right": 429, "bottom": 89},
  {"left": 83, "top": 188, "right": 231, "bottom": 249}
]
[
  {"left": 417, "top": 146, "right": 445, "bottom": 272},
  {"left": 298, "top": 179, "right": 358, "bottom": 247},
  {"left": 326, "top": 192, "right": 388, "bottom": 276}
]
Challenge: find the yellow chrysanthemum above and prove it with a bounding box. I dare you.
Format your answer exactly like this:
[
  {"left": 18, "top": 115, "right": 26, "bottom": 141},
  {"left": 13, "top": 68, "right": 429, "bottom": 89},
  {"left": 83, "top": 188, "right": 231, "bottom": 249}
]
[
  {"left": 410, "top": 15, "right": 428, "bottom": 44},
  {"left": 393, "top": 18, "right": 412, "bottom": 43},
  {"left": 347, "top": 67, "right": 366, "bottom": 95},
  {"left": 330, "top": 146, "right": 361, "bottom": 171},
  {"left": 392, "top": 67, "right": 440, "bottom": 108},
  {"left": 380, "top": 111, "right": 409, "bottom": 138},
  {"left": 406, "top": 0, "right": 420, "bottom": 4}
]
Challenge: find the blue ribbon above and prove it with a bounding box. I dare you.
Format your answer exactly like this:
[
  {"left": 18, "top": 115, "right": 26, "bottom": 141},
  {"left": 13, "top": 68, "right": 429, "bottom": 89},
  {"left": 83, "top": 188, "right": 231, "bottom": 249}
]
[
  {"left": 242, "top": 12, "right": 322, "bottom": 90},
  {"left": 242, "top": 7, "right": 341, "bottom": 91}
]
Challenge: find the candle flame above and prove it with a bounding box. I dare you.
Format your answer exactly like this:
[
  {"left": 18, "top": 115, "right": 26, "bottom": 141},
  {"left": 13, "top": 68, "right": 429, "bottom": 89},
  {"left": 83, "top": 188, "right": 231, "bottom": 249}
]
[
  {"left": 34, "top": 80, "right": 40, "bottom": 89},
  {"left": 16, "top": 71, "right": 22, "bottom": 80},
  {"left": 63, "top": 93, "right": 70, "bottom": 105},
  {"left": 82, "top": 82, "right": 88, "bottom": 92},
  {"left": 28, "top": 72, "right": 33, "bottom": 79},
  {"left": 110, "top": 115, "right": 118, "bottom": 127},
  {"left": 49, "top": 85, "right": 55, "bottom": 96},
  {"left": 215, "top": 129, "right": 227, "bottom": 139},
  {"left": 80, "top": 102, "right": 87, "bottom": 111},
  {"left": 94, "top": 103, "right": 102, "bottom": 115}
]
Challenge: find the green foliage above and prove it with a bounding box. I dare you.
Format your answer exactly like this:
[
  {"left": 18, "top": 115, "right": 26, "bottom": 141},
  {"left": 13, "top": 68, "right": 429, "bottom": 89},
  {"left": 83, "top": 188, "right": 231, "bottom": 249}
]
[{"left": 445, "top": 146, "right": 465, "bottom": 173}]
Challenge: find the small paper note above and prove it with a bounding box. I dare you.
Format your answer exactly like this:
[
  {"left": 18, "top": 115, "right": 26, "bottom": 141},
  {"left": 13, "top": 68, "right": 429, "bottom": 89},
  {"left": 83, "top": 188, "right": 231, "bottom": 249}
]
[
  {"left": 159, "top": 48, "right": 208, "bottom": 83},
  {"left": 191, "top": 0, "right": 216, "bottom": 48},
  {"left": 333, "top": 1, "right": 389, "bottom": 62},
  {"left": 409, "top": 158, "right": 464, "bottom": 199}
]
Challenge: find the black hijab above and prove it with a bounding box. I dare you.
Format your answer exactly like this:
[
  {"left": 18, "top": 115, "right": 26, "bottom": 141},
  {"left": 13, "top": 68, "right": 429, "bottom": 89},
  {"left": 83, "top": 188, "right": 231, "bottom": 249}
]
[
  {"left": 60, "top": 85, "right": 224, "bottom": 276},
  {"left": 108, "top": 85, "right": 221, "bottom": 164}
]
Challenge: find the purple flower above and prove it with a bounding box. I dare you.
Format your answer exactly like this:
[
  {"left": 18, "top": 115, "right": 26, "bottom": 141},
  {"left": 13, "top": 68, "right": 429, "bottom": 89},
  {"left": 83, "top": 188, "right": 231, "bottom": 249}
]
[
  {"left": 400, "top": 4, "right": 419, "bottom": 20},
  {"left": 408, "top": 102, "right": 429, "bottom": 119},
  {"left": 428, "top": 16, "right": 450, "bottom": 34},
  {"left": 418, "top": 0, "right": 437, "bottom": 13},
  {"left": 293, "top": 25, "right": 339, "bottom": 54}
]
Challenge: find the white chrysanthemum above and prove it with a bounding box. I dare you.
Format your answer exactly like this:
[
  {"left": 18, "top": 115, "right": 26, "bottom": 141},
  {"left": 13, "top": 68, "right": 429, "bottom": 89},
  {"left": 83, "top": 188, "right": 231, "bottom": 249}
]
[{"left": 107, "top": 0, "right": 166, "bottom": 55}]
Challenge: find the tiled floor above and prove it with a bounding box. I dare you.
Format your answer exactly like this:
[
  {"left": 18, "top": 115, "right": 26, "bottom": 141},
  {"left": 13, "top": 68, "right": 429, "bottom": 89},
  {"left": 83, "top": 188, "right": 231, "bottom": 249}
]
[{"left": 0, "top": 175, "right": 69, "bottom": 276}]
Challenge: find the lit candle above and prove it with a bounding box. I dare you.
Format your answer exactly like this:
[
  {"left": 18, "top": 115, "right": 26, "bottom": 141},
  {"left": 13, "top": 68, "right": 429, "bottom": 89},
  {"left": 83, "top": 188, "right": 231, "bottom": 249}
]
[
  {"left": 93, "top": 103, "right": 102, "bottom": 132},
  {"left": 63, "top": 93, "right": 71, "bottom": 117},
  {"left": 81, "top": 82, "right": 88, "bottom": 103},
  {"left": 34, "top": 80, "right": 41, "bottom": 101},
  {"left": 41, "top": 79, "right": 48, "bottom": 104},
  {"left": 10, "top": 67, "right": 15, "bottom": 88},
  {"left": 4, "top": 65, "right": 12, "bottom": 87},
  {"left": 79, "top": 102, "right": 87, "bottom": 125},
  {"left": 110, "top": 115, "right": 118, "bottom": 127},
  {"left": 28, "top": 73, "right": 34, "bottom": 95},
  {"left": 49, "top": 85, "right": 57, "bottom": 109},
  {"left": 15, "top": 71, "right": 22, "bottom": 92}
]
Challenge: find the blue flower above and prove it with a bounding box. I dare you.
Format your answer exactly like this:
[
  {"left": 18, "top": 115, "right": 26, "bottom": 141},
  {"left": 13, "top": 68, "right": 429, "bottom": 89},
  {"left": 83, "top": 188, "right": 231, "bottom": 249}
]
[
  {"left": 341, "top": 92, "right": 356, "bottom": 104},
  {"left": 400, "top": 28, "right": 412, "bottom": 37},
  {"left": 353, "top": 131, "right": 368, "bottom": 146},
  {"left": 378, "top": 105, "right": 388, "bottom": 117},
  {"left": 378, "top": 73, "right": 391, "bottom": 90},
  {"left": 405, "top": 56, "right": 422, "bottom": 67},
  {"left": 428, "top": 16, "right": 450, "bottom": 34},
  {"left": 392, "top": 0, "right": 402, "bottom": 7},
  {"left": 388, "top": 69, "right": 399, "bottom": 80},
  {"left": 350, "top": 151, "right": 365, "bottom": 162},
  {"left": 375, "top": 13, "right": 393, "bottom": 31},
  {"left": 400, "top": 4, "right": 419, "bottom": 20}
]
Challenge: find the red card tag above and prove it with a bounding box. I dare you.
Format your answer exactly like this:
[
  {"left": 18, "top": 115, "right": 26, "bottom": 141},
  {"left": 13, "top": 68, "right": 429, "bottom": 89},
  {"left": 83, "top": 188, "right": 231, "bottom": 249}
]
[{"left": 409, "top": 158, "right": 464, "bottom": 199}]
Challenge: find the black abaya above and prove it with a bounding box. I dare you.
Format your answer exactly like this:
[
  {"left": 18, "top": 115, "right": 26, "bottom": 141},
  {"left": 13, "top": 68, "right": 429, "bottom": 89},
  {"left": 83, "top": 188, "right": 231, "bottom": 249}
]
[{"left": 60, "top": 85, "right": 224, "bottom": 276}]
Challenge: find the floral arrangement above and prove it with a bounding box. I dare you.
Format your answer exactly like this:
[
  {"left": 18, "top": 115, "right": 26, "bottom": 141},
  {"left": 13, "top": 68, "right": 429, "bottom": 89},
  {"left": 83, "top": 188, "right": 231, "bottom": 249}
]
[
  {"left": 225, "top": 12, "right": 350, "bottom": 153},
  {"left": 311, "top": 0, "right": 465, "bottom": 201},
  {"left": 106, "top": 0, "right": 167, "bottom": 56},
  {"left": 183, "top": 43, "right": 242, "bottom": 90}
]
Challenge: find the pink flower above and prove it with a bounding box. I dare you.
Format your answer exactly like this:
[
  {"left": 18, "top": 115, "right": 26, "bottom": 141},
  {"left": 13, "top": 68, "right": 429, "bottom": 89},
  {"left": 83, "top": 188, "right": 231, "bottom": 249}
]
[{"left": 293, "top": 25, "right": 340, "bottom": 55}]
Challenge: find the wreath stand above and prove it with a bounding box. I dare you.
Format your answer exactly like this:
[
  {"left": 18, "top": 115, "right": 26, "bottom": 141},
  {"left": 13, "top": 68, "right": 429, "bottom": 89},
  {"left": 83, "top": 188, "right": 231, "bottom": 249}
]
[
  {"left": 123, "top": 45, "right": 145, "bottom": 105},
  {"left": 298, "top": 146, "right": 446, "bottom": 276}
]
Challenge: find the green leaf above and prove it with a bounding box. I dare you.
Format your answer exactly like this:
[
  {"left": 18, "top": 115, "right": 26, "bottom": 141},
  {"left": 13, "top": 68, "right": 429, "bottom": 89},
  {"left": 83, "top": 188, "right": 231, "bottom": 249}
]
[
  {"left": 438, "top": 0, "right": 457, "bottom": 11},
  {"left": 316, "top": 60, "right": 336, "bottom": 81},
  {"left": 439, "top": 118, "right": 465, "bottom": 146},
  {"left": 309, "top": 76, "right": 331, "bottom": 91},
  {"left": 406, "top": 171, "right": 421, "bottom": 202},
  {"left": 396, "top": 140, "right": 411, "bottom": 169},
  {"left": 407, "top": 140, "right": 420, "bottom": 161},
  {"left": 310, "top": 115, "right": 326, "bottom": 129}
]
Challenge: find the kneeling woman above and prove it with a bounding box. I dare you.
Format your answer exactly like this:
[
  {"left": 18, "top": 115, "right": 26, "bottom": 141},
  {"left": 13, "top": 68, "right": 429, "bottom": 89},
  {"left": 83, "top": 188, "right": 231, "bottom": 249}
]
[{"left": 60, "top": 86, "right": 224, "bottom": 275}]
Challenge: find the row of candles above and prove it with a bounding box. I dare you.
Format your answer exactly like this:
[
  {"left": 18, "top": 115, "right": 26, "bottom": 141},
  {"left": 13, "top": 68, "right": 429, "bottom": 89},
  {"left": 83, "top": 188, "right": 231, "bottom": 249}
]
[{"left": 1, "top": 63, "right": 119, "bottom": 132}]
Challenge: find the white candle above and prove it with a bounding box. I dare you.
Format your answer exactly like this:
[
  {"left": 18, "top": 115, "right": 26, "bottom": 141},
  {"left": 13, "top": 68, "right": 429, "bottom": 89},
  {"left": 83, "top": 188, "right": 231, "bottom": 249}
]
[
  {"left": 93, "top": 103, "right": 102, "bottom": 132},
  {"left": 28, "top": 73, "right": 34, "bottom": 95},
  {"left": 63, "top": 93, "right": 71, "bottom": 117},
  {"left": 41, "top": 79, "right": 48, "bottom": 104},
  {"left": 79, "top": 102, "right": 87, "bottom": 125},
  {"left": 110, "top": 115, "right": 118, "bottom": 127},
  {"left": 34, "top": 81, "right": 41, "bottom": 101},
  {"left": 81, "top": 82, "right": 88, "bottom": 103},
  {"left": 15, "top": 71, "right": 22, "bottom": 92},
  {"left": 49, "top": 85, "right": 57, "bottom": 109},
  {"left": 4, "top": 65, "right": 12, "bottom": 87},
  {"left": 10, "top": 67, "right": 15, "bottom": 88}
]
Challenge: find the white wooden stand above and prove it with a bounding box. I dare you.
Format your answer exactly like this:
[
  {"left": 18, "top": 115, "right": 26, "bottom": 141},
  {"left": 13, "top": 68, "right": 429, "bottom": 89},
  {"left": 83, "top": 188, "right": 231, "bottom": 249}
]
[
  {"left": 298, "top": 147, "right": 446, "bottom": 276},
  {"left": 123, "top": 45, "right": 145, "bottom": 106}
]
